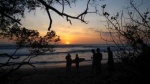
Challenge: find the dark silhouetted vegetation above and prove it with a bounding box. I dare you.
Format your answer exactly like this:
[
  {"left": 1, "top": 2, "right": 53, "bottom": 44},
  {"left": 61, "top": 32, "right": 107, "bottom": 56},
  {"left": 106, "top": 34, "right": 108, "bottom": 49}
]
[
  {"left": 0, "top": 24, "right": 60, "bottom": 83},
  {"left": 0, "top": 0, "right": 97, "bottom": 31},
  {"left": 100, "top": 0, "right": 150, "bottom": 83}
]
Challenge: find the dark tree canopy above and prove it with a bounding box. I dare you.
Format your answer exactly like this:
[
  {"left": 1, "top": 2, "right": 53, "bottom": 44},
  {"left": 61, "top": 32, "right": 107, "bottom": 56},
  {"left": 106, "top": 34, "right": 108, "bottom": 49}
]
[
  {"left": 0, "top": 24, "right": 60, "bottom": 83},
  {"left": 100, "top": 0, "right": 150, "bottom": 83},
  {"left": 0, "top": 0, "right": 97, "bottom": 31}
]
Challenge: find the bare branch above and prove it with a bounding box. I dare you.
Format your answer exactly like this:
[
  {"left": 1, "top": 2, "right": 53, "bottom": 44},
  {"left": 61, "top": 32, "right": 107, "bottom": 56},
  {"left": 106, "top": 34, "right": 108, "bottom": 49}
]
[
  {"left": 46, "top": 7, "right": 52, "bottom": 31},
  {"left": 37, "top": 0, "right": 96, "bottom": 30},
  {"left": 1, "top": 13, "right": 21, "bottom": 25}
]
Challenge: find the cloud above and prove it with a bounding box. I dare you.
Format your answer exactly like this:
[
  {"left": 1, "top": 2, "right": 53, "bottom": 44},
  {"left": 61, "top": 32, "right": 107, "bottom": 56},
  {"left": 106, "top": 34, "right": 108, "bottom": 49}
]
[
  {"left": 87, "top": 27, "right": 100, "bottom": 33},
  {"left": 101, "top": 31, "right": 117, "bottom": 36},
  {"left": 0, "top": 38, "right": 15, "bottom": 44}
]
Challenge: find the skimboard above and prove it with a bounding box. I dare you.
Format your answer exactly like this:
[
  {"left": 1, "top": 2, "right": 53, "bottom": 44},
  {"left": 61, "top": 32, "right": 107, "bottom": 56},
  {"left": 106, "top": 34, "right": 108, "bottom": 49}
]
[{"left": 72, "top": 58, "right": 85, "bottom": 63}]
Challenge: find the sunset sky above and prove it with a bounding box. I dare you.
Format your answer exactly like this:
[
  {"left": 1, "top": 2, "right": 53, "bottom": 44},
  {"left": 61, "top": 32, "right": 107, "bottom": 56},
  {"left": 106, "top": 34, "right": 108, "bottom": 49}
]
[{"left": 1, "top": 0, "right": 150, "bottom": 44}]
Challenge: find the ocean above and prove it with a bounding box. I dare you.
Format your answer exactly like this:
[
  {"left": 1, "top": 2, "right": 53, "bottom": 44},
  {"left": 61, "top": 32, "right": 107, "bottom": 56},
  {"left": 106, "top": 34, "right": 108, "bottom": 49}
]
[{"left": 0, "top": 44, "right": 131, "bottom": 68}]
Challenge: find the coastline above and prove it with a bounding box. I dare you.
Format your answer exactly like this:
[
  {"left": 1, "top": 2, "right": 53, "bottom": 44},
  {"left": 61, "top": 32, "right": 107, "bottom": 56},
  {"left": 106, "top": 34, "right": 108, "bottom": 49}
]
[
  {"left": 10, "top": 63, "right": 118, "bottom": 84},
  {"left": 19, "top": 59, "right": 109, "bottom": 70},
  {"left": 0, "top": 44, "right": 123, "bottom": 84}
]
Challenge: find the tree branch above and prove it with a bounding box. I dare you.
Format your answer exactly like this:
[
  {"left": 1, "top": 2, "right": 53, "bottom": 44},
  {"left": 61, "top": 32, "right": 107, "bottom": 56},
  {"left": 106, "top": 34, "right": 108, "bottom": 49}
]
[
  {"left": 1, "top": 13, "right": 21, "bottom": 25},
  {"left": 37, "top": 0, "right": 95, "bottom": 30},
  {"left": 46, "top": 7, "right": 52, "bottom": 31}
]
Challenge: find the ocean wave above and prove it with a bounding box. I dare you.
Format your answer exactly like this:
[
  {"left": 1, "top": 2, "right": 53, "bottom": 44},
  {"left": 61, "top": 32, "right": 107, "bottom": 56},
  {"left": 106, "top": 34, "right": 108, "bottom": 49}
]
[
  {"left": 0, "top": 58, "right": 111, "bottom": 65},
  {"left": 0, "top": 44, "right": 133, "bottom": 57}
]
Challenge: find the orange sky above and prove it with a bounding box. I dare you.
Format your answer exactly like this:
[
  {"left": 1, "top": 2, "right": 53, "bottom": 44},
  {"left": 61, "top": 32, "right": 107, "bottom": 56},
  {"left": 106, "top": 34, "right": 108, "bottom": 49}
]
[
  {"left": 21, "top": 18, "right": 107, "bottom": 44},
  {"left": 20, "top": 1, "right": 107, "bottom": 44},
  {"left": 1, "top": 0, "right": 150, "bottom": 45}
]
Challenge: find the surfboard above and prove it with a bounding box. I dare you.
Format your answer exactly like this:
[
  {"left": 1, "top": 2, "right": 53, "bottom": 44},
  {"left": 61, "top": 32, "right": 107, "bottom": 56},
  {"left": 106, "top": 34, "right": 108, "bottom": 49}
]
[{"left": 72, "top": 58, "right": 85, "bottom": 63}]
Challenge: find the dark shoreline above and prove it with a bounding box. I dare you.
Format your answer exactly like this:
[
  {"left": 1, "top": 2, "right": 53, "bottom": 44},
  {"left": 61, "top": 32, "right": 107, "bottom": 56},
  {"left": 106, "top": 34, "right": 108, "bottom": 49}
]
[{"left": 10, "top": 63, "right": 119, "bottom": 84}]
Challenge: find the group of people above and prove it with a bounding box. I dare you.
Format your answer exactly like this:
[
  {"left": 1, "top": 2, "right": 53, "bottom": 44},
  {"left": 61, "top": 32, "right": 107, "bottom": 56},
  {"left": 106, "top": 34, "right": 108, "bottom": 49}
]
[
  {"left": 65, "top": 47, "right": 114, "bottom": 74},
  {"left": 65, "top": 53, "right": 79, "bottom": 72},
  {"left": 91, "top": 47, "right": 114, "bottom": 74},
  {"left": 91, "top": 48, "right": 102, "bottom": 74}
]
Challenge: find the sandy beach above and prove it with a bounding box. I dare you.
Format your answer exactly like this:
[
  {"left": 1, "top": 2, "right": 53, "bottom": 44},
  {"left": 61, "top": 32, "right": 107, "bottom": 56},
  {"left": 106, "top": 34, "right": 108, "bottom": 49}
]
[{"left": 9, "top": 63, "right": 119, "bottom": 84}]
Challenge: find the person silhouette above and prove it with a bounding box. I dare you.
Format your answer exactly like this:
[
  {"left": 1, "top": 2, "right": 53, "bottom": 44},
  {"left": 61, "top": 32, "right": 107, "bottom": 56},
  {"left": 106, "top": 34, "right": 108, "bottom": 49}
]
[
  {"left": 96, "top": 48, "right": 102, "bottom": 74},
  {"left": 65, "top": 53, "right": 72, "bottom": 72},
  {"left": 107, "top": 47, "right": 114, "bottom": 74},
  {"left": 91, "top": 49, "right": 97, "bottom": 73},
  {"left": 75, "top": 54, "right": 80, "bottom": 72}
]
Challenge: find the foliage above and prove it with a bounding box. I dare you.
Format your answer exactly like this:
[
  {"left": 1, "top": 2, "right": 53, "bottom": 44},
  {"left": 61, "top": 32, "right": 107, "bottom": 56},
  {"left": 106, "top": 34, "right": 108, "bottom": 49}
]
[
  {"left": 100, "top": 0, "right": 150, "bottom": 83},
  {"left": 0, "top": 0, "right": 97, "bottom": 31},
  {"left": 0, "top": 24, "right": 60, "bottom": 83}
]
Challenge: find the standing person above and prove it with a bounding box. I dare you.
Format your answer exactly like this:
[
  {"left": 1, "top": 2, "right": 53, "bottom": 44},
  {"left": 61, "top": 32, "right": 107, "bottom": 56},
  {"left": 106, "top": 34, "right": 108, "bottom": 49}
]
[
  {"left": 65, "top": 53, "right": 72, "bottom": 72},
  {"left": 96, "top": 48, "right": 102, "bottom": 74},
  {"left": 107, "top": 47, "right": 114, "bottom": 74},
  {"left": 75, "top": 54, "right": 80, "bottom": 72},
  {"left": 91, "top": 49, "right": 96, "bottom": 73}
]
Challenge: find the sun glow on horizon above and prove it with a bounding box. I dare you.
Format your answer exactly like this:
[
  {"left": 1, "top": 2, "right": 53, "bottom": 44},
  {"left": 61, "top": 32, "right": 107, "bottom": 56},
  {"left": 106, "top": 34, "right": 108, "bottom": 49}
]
[{"left": 65, "top": 41, "right": 70, "bottom": 44}]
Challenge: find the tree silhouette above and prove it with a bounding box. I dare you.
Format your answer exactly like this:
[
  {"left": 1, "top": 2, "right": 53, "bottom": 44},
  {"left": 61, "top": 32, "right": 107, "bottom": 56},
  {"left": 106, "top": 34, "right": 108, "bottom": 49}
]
[
  {"left": 100, "top": 0, "right": 150, "bottom": 83},
  {"left": 0, "top": 0, "right": 97, "bottom": 31},
  {"left": 0, "top": 24, "right": 60, "bottom": 83}
]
